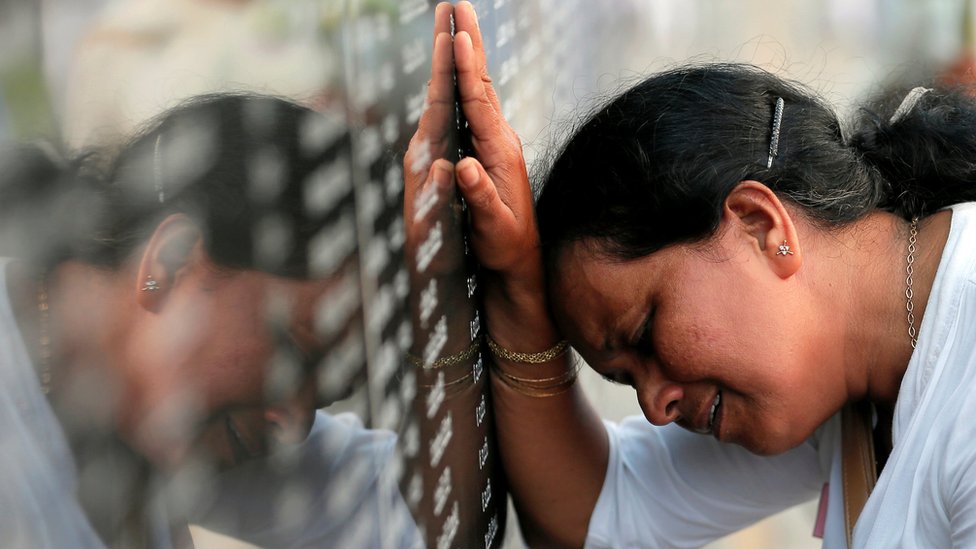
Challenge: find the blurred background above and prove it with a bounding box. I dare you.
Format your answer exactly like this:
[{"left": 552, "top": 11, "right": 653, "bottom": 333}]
[{"left": 3, "top": 0, "right": 975, "bottom": 547}]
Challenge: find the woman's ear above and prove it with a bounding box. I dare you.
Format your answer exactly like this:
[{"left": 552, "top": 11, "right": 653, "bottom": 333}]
[
  {"left": 722, "top": 180, "right": 801, "bottom": 279},
  {"left": 135, "top": 214, "right": 205, "bottom": 311}
]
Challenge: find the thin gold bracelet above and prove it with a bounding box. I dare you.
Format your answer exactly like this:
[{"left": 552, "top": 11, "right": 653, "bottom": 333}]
[
  {"left": 489, "top": 360, "right": 580, "bottom": 398},
  {"left": 405, "top": 338, "right": 481, "bottom": 370},
  {"left": 485, "top": 334, "right": 569, "bottom": 364},
  {"left": 418, "top": 369, "right": 475, "bottom": 390}
]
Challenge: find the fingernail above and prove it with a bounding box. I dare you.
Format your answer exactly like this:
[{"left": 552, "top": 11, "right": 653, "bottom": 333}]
[
  {"left": 459, "top": 162, "right": 479, "bottom": 187},
  {"left": 433, "top": 162, "right": 450, "bottom": 186}
]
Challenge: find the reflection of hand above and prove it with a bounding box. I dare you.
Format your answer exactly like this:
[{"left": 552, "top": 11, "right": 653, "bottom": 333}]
[
  {"left": 403, "top": 3, "right": 475, "bottom": 372},
  {"left": 403, "top": 2, "right": 463, "bottom": 279},
  {"left": 452, "top": 2, "right": 541, "bottom": 294},
  {"left": 403, "top": 159, "right": 463, "bottom": 278},
  {"left": 403, "top": 3, "right": 454, "bottom": 189}
]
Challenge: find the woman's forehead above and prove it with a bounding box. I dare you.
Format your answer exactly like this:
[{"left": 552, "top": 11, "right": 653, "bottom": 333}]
[
  {"left": 554, "top": 240, "right": 665, "bottom": 294},
  {"left": 551, "top": 244, "right": 658, "bottom": 348}
]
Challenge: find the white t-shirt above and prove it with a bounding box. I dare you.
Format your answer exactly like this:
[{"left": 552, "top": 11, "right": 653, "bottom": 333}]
[
  {"left": 586, "top": 202, "right": 976, "bottom": 548},
  {"left": 0, "top": 259, "right": 421, "bottom": 548},
  {"left": 854, "top": 202, "right": 976, "bottom": 546}
]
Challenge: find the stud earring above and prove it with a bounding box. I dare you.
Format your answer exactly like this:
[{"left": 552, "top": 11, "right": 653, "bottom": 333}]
[
  {"left": 141, "top": 275, "right": 160, "bottom": 291},
  {"left": 776, "top": 240, "right": 794, "bottom": 256}
]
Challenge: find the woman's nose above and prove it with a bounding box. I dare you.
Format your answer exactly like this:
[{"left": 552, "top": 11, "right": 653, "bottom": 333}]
[
  {"left": 636, "top": 374, "right": 684, "bottom": 426},
  {"left": 264, "top": 378, "right": 317, "bottom": 445}
]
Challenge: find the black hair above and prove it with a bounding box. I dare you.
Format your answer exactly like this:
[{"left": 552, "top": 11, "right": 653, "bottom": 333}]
[
  {"left": 536, "top": 63, "right": 976, "bottom": 264},
  {"left": 0, "top": 93, "right": 348, "bottom": 277}
]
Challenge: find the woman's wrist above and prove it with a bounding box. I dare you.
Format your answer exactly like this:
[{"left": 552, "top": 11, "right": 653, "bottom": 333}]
[{"left": 482, "top": 280, "right": 560, "bottom": 350}]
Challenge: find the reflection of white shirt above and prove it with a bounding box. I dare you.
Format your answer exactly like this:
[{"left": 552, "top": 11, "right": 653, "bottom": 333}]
[
  {"left": 586, "top": 202, "right": 976, "bottom": 548},
  {"left": 0, "top": 260, "right": 420, "bottom": 548},
  {"left": 0, "top": 258, "right": 106, "bottom": 548},
  {"left": 185, "top": 411, "right": 423, "bottom": 549}
]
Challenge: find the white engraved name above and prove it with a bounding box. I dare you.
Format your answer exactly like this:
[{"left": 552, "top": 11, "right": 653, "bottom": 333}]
[
  {"left": 476, "top": 394, "right": 486, "bottom": 427},
  {"left": 426, "top": 371, "right": 446, "bottom": 419},
  {"left": 479, "top": 436, "right": 489, "bottom": 470},
  {"left": 423, "top": 315, "right": 448, "bottom": 368},
  {"left": 429, "top": 411, "right": 453, "bottom": 468},
  {"left": 409, "top": 138, "right": 431, "bottom": 175},
  {"left": 314, "top": 271, "right": 359, "bottom": 339},
  {"left": 303, "top": 161, "right": 351, "bottom": 215},
  {"left": 416, "top": 221, "right": 443, "bottom": 273},
  {"left": 481, "top": 479, "right": 492, "bottom": 512},
  {"left": 407, "top": 472, "right": 423, "bottom": 506},
  {"left": 470, "top": 311, "right": 481, "bottom": 341},
  {"left": 473, "top": 354, "right": 483, "bottom": 384},
  {"left": 433, "top": 466, "right": 452, "bottom": 516},
  {"left": 406, "top": 82, "right": 427, "bottom": 124},
  {"left": 485, "top": 514, "right": 499, "bottom": 549},
  {"left": 309, "top": 213, "right": 355, "bottom": 276},
  {"left": 436, "top": 501, "right": 459, "bottom": 549},
  {"left": 419, "top": 279, "right": 438, "bottom": 329},
  {"left": 413, "top": 176, "right": 440, "bottom": 222},
  {"left": 402, "top": 37, "right": 427, "bottom": 75},
  {"left": 400, "top": 0, "right": 428, "bottom": 24}
]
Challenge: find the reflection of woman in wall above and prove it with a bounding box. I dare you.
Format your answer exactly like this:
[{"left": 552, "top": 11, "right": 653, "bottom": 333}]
[
  {"left": 413, "top": 2, "right": 976, "bottom": 547},
  {"left": 0, "top": 94, "right": 417, "bottom": 548}
]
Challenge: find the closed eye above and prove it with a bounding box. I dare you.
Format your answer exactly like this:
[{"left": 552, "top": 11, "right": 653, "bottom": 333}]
[
  {"left": 633, "top": 308, "right": 655, "bottom": 355},
  {"left": 271, "top": 320, "right": 322, "bottom": 375},
  {"left": 600, "top": 370, "right": 635, "bottom": 388}
]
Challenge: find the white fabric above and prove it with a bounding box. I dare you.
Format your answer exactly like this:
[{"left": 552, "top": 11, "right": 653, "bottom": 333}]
[
  {"left": 184, "top": 411, "right": 423, "bottom": 549},
  {"left": 585, "top": 418, "right": 826, "bottom": 549},
  {"left": 0, "top": 258, "right": 104, "bottom": 548},
  {"left": 0, "top": 260, "right": 420, "bottom": 548},
  {"left": 586, "top": 202, "right": 976, "bottom": 549},
  {"left": 854, "top": 201, "right": 976, "bottom": 547}
]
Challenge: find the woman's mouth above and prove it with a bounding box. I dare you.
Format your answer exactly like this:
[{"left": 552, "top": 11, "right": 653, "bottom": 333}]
[
  {"left": 224, "top": 415, "right": 254, "bottom": 464},
  {"left": 692, "top": 390, "right": 722, "bottom": 436},
  {"left": 708, "top": 391, "right": 722, "bottom": 438}
]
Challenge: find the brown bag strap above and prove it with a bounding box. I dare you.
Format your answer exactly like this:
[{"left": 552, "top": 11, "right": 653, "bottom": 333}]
[{"left": 841, "top": 401, "right": 878, "bottom": 548}]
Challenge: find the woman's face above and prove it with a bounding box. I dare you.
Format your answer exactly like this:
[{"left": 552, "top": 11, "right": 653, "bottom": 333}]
[
  {"left": 120, "top": 264, "right": 329, "bottom": 470},
  {"left": 550, "top": 235, "right": 845, "bottom": 456}
]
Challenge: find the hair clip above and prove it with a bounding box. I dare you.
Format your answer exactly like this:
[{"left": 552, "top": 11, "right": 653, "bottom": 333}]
[
  {"left": 153, "top": 134, "right": 165, "bottom": 204},
  {"left": 767, "top": 97, "right": 784, "bottom": 168},
  {"left": 889, "top": 86, "right": 932, "bottom": 125}
]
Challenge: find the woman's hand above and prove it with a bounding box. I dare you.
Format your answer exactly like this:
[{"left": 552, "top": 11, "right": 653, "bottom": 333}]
[
  {"left": 411, "top": 6, "right": 609, "bottom": 548},
  {"left": 452, "top": 2, "right": 541, "bottom": 294}
]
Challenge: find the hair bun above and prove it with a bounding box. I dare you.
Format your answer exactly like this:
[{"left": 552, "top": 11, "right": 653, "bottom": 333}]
[
  {"left": 849, "top": 86, "right": 976, "bottom": 219},
  {"left": 0, "top": 142, "right": 102, "bottom": 266}
]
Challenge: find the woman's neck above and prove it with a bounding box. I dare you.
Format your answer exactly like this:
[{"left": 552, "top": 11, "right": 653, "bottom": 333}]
[
  {"left": 7, "top": 260, "right": 131, "bottom": 431},
  {"left": 816, "top": 210, "right": 952, "bottom": 412}
]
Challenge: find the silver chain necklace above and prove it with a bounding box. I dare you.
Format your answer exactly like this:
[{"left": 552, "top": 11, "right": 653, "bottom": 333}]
[
  {"left": 906, "top": 217, "right": 919, "bottom": 349},
  {"left": 37, "top": 275, "right": 52, "bottom": 393}
]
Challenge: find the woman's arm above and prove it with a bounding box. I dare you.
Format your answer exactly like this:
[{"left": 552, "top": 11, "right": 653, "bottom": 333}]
[{"left": 449, "top": 3, "right": 610, "bottom": 545}]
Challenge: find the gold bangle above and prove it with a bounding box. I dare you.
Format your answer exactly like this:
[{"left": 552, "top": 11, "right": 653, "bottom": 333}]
[
  {"left": 405, "top": 338, "right": 481, "bottom": 370},
  {"left": 418, "top": 369, "right": 475, "bottom": 390},
  {"left": 485, "top": 334, "right": 569, "bottom": 364},
  {"left": 489, "top": 360, "right": 579, "bottom": 398}
]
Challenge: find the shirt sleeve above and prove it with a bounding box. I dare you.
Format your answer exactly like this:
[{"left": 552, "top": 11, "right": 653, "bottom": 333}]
[
  {"left": 585, "top": 417, "right": 824, "bottom": 549},
  {"left": 185, "top": 411, "right": 423, "bottom": 549}
]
